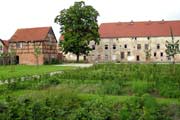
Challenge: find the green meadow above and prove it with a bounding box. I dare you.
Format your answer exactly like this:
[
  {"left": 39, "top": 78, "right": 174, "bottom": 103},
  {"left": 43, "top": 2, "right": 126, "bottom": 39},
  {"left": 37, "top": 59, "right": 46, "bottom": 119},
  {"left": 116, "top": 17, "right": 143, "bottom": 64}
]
[{"left": 0, "top": 63, "right": 179, "bottom": 120}]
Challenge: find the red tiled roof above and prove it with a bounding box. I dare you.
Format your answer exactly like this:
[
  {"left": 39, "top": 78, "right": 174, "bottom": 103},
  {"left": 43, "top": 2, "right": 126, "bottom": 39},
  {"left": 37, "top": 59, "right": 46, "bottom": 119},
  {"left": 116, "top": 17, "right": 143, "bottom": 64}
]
[
  {"left": 0, "top": 39, "right": 9, "bottom": 47},
  {"left": 10, "top": 27, "right": 51, "bottom": 42},
  {"left": 99, "top": 20, "right": 180, "bottom": 38},
  {"left": 2, "top": 40, "right": 9, "bottom": 47},
  {"left": 59, "top": 35, "right": 64, "bottom": 41}
]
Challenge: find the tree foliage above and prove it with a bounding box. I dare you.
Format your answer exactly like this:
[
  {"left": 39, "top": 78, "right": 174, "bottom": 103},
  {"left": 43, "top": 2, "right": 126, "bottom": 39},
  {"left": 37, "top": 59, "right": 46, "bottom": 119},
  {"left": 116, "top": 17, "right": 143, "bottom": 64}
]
[
  {"left": 55, "top": 1, "right": 100, "bottom": 62},
  {"left": 165, "top": 27, "right": 180, "bottom": 64},
  {"left": 34, "top": 46, "right": 41, "bottom": 68}
]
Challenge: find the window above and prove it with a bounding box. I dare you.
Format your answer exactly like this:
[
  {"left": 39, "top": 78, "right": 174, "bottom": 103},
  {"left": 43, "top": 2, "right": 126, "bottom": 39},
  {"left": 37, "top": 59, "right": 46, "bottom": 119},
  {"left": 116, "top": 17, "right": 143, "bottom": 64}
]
[
  {"left": 157, "top": 44, "right": 160, "bottom": 49},
  {"left": 160, "top": 52, "right": 163, "bottom": 57},
  {"left": 92, "top": 45, "right": 95, "bottom": 50},
  {"left": 147, "top": 36, "right": 150, "bottom": 40},
  {"left": 136, "top": 55, "right": 140, "bottom": 61},
  {"left": 137, "top": 44, "right": 141, "bottom": 50},
  {"left": 135, "top": 37, "right": 137, "bottom": 40},
  {"left": 168, "top": 56, "right": 171, "bottom": 60},
  {"left": 105, "top": 45, "right": 108, "bottom": 50},
  {"left": 16, "top": 43, "right": 22, "bottom": 48},
  {"left": 124, "top": 44, "right": 127, "bottom": 48},
  {"left": 154, "top": 52, "right": 157, "bottom": 57},
  {"left": 113, "top": 45, "right": 116, "bottom": 49},
  {"left": 127, "top": 51, "right": 131, "bottom": 56},
  {"left": 120, "top": 52, "right": 125, "bottom": 59},
  {"left": 145, "top": 44, "right": 149, "bottom": 50},
  {"left": 83, "top": 56, "right": 86, "bottom": 61}
]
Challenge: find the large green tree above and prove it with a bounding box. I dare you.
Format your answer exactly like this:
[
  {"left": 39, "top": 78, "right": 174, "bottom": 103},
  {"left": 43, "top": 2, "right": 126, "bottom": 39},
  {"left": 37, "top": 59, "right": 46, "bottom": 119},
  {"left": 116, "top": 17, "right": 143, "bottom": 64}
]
[{"left": 55, "top": 1, "right": 100, "bottom": 62}]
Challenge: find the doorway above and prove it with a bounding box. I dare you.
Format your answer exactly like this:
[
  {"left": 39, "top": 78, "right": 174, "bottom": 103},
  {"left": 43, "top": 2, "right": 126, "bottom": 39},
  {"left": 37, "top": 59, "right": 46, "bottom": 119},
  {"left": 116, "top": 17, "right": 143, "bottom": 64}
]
[
  {"left": 136, "top": 55, "right": 140, "bottom": 61},
  {"left": 15, "top": 56, "right": 19, "bottom": 64}
]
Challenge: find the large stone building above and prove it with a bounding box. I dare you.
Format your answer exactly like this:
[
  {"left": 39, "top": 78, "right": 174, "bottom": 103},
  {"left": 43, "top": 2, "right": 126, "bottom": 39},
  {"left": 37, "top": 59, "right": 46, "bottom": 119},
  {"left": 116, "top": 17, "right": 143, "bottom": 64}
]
[
  {"left": 87, "top": 20, "right": 180, "bottom": 63},
  {"left": 9, "top": 26, "right": 58, "bottom": 65}
]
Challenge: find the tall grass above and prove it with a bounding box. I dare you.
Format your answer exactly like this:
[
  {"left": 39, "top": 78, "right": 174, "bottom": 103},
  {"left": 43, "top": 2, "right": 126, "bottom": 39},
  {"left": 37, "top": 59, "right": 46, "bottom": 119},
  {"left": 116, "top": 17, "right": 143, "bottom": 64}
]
[{"left": 58, "top": 63, "right": 180, "bottom": 98}]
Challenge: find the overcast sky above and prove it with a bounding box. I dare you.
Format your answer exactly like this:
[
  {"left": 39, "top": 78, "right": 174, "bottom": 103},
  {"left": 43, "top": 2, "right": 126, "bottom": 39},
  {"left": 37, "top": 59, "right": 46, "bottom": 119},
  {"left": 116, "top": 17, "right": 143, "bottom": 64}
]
[{"left": 0, "top": 0, "right": 180, "bottom": 40}]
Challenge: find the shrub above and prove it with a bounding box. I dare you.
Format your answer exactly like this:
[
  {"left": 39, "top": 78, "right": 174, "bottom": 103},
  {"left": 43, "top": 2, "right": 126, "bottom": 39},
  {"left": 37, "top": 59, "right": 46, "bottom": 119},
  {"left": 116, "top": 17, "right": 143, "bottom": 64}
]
[
  {"left": 131, "top": 80, "right": 153, "bottom": 95},
  {"left": 119, "top": 94, "right": 171, "bottom": 120},
  {"left": 102, "top": 81, "right": 122, "bottom": 95}
]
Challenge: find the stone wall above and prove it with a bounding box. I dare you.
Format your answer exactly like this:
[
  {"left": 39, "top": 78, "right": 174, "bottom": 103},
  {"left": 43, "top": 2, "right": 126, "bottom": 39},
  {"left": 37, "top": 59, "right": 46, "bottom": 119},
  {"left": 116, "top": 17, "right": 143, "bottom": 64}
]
[{"left": 87, "top": 36, "right": 180, "bottom": 63}]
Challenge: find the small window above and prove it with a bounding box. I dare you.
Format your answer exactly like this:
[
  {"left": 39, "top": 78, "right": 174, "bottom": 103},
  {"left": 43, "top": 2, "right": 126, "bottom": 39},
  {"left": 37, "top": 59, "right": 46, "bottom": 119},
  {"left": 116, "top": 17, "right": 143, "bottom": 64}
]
[
  {"left": 92, "top": 45, "right": 95, "bottom": 50},
  {"left": 168, "top": 56, "right": 171, "bottom": 60},
  {"left": 145, "top": 44, "right": 149, "bottom": 50},
  {"left": 124, "top": 44, "right": 127, "bottom": 48},
  {"left": 113, "top": 45, "right": 116, "bottom": 49},
  {"left": 137, "top": 44, "right": 141, "bottom": 50},
  {"left": 147, "top": 36, "right": 150, "bottom": 40},
  {"left": 157, "top": 44, "right": 160, "bottom": 49},
  {"left": 136, "top": 55, "right": 140, "bottom": 61},
  {"left": 135, "top": 37, "right": 137, "bottom": 40},
  {"left": 120, "top": 52, "right": 125, "bottom": 59},
  {"left": 154, "top": 52, "right": 157, "bottom": 57},
  {"left": 16, "top": 43, "right": 22, "bottom": 48},
  {"left": 127, "top": 51, "right": 131, "bottom": 56},
  {"left": 105, "top": 45, "right": 108, "bottom": 50},
  {"left": 160, "top": 52, "right": 163, "bottom": 57},
  {"left": 84, "top": 56, "right": 86, "bottom": 61}
]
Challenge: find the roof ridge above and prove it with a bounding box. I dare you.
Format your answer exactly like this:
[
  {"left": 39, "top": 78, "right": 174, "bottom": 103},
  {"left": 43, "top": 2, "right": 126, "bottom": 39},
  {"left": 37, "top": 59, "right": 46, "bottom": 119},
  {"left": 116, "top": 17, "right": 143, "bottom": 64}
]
[
  {"left": 99, "top": 20, "right": 180, "bottom": 38},
  {"left": 16, "top": 26, "right": 51, "bottom": 30},
  {"left": 100, "top": 20, "right": 180, "bottom": 25}
]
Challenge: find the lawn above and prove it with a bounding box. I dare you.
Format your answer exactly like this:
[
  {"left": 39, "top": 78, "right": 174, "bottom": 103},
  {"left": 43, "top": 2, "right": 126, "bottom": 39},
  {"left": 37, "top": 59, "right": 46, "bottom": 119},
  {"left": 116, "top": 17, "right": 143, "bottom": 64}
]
[{"left": 0, "top": 65, "right": 75, "bottom": 80}]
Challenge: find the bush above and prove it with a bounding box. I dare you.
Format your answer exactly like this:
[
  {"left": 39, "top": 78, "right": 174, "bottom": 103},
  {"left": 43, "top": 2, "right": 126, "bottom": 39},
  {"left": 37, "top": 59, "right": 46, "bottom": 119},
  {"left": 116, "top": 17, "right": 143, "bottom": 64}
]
[
  {"left": 119, "top": 94, "right": 171, "bottom": 120},
  {"left": 102, "top": 81, "right": 122, "bottom": 95},
  {"left": 131, "top": 81, "right": 153, "bottom": 95}
]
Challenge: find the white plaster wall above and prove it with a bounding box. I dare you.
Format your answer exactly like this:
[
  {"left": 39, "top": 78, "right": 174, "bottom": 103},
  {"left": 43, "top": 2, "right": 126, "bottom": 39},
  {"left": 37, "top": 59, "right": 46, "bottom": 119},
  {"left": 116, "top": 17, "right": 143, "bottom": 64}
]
[{"left": 87, "top": 36, "right": 180, "bottom": 63}]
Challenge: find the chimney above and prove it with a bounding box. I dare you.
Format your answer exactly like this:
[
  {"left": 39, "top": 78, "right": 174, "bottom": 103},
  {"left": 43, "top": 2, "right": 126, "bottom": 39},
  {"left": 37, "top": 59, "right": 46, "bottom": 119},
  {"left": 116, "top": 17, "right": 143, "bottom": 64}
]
[
  {"left": 160, "top": 19, "right": 165, "bottom": 24},
  {"left": 130, "top": 20, "right": 134, "bottom": 25}
]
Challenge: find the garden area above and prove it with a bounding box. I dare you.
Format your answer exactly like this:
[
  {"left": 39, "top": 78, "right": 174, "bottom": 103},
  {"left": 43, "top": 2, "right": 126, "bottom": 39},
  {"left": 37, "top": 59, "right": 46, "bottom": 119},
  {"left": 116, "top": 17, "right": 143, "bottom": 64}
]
[{"left": 0, "top": 63, "right": 179, "bottom": 120}]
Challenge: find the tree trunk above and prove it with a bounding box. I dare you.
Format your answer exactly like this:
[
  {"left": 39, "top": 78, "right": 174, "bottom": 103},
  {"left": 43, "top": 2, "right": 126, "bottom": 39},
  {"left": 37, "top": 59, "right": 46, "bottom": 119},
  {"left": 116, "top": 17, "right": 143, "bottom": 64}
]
[
  {"left": 36, "top": 56, "right": 39, "bottom": 68},
  {"left": 172, "top": 56, "right": 175, "bottom": 74},
  {"left": 76, "top": 54, "right": 79, "bottom": 63}
]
